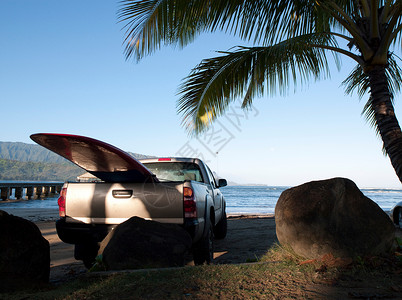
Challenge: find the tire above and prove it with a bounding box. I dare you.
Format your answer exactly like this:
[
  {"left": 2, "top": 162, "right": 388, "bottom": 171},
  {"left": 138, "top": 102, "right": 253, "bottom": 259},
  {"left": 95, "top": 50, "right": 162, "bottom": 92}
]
[
  {"left": 74, "top": 243, "right": 99, "bottom": 269},
  {"left": 393, "top": 207, "right": 401, "bottom": 227},
  {"left": 214, "top": 212, "right": 227, "bottom": 239},
  {"left": 193, "top": 223, "right": 214, "bottom": 265}
]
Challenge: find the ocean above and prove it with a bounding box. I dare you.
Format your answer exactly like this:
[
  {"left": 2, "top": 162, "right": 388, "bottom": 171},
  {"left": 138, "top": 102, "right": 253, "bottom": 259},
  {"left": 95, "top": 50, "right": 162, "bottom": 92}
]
[
  {"left": 224, "top": 185, "right": 402, "bottom": 214},
  {"left": 0, "top": 185, "right": 401, "bottom": 214}
]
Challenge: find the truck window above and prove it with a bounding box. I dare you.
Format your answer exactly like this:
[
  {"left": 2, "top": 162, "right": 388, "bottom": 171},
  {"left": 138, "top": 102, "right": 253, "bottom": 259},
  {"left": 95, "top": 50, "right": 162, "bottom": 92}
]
[
  {"left": 143, "top": 162, "right": 204, "bottom": 182},
  {"left": 205, "top": 165, "right": 217, "bottom": 188}
]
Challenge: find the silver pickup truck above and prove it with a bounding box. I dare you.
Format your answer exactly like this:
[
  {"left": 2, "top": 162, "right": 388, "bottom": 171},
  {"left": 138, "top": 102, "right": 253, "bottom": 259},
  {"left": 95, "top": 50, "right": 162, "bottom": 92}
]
[
  {"left": 30, "top": 133, "right": 227, "bottom": 267},
  {"left": 57, "top": 157, "right": 227, "bottom": 267}
]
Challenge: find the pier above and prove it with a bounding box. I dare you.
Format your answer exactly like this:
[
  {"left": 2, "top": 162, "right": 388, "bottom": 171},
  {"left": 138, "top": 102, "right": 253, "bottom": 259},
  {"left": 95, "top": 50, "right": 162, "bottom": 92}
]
[{"left": 0, "top": 181, "right": 64, "bottom": 201}]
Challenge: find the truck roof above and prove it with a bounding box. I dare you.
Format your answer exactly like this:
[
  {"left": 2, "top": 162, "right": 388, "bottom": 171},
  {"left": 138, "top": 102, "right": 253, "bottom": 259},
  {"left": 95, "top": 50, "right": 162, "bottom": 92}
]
[{"left": 140, "top": 157, "right": 204, "bottom": 165}]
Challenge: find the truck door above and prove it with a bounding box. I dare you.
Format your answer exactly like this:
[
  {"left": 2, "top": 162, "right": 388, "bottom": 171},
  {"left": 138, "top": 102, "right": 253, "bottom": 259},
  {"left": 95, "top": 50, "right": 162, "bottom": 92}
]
[{"left": 205, "top": 166, "right": 222, "bottom": 211}]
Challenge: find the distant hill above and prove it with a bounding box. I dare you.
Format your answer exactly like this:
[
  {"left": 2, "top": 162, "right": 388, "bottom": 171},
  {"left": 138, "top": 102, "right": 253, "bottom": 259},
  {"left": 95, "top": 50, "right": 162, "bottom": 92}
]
[
  {"left": 0, "top": 141, "right": 151, "bottom": 181},
  {"left": 0, "top": 142, "right": 68, "bottom": 164},
  {"left": 0, "top": 159, "right": 83, "bottom": 181}
]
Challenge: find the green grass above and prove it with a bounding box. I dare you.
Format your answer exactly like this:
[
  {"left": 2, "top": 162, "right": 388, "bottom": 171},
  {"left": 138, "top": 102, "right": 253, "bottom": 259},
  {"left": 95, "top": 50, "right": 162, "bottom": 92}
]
[{"left": 2, "top": 243, "right": 402, "bottom": 300}]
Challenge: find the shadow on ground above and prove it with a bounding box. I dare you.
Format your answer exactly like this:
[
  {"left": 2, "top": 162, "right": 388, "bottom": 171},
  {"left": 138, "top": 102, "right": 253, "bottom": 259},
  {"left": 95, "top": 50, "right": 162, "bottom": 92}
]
[{"left": 214, "top": 215, "right": 277, "bottom": 264}]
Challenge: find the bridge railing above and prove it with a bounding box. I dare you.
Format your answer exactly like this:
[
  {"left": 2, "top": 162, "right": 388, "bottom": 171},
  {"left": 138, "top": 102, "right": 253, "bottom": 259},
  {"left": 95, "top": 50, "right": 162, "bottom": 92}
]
[{"left": 0, "top": 181, "right": 64, "bottom": 201}]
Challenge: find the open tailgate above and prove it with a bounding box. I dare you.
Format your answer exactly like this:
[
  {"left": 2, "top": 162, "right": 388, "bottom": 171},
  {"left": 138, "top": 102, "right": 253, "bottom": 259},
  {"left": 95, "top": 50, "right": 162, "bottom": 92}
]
[{"left": 30, "top": 133, "right": 156, "bottom": 183}]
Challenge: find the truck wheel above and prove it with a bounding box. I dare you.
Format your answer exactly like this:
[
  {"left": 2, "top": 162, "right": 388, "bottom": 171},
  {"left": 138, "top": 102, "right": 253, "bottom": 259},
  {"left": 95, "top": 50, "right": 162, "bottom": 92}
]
[
  {"left": 193, "top": 224, "right": 214, "bottom": 265},
  {"left": 214, "top": 212, "right": 227, "bottom": 239},
  {"left": 74, "top": 243, "right": 99, "bottom": 269}
]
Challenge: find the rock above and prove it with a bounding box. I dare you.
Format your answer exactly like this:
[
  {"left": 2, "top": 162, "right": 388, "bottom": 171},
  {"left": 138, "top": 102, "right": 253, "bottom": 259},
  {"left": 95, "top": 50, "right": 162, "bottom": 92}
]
[
  {"left": 275, "top": 178, "right": 395, "bottom": 259},
  {"left": 0, "top": 210, "right": 50, "bottom": 292},
  {"left": 99, "top": 217, "right": 192, "bottom": 270}
]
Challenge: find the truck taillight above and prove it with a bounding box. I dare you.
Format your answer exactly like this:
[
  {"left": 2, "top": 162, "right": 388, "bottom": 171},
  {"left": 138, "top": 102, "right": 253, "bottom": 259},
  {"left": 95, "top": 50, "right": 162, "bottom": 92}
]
[
  {"left": 183, "top": 186, "right": 196, "bottom": 218},
  {"left": 58, "top": 187, "right": 67, "bottom": 217}
]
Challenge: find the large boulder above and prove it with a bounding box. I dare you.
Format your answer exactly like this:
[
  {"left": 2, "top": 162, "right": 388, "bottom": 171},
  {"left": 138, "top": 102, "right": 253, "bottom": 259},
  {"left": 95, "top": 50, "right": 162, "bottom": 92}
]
[
  {"left": 99, "top": 217, "right": 192, "bottom": 270},
  {"left": 0, "top": 210, "right": 50, "bottom": 292},
  {"left": 275, "top": 178, "right": 395, "bottom": 259}
]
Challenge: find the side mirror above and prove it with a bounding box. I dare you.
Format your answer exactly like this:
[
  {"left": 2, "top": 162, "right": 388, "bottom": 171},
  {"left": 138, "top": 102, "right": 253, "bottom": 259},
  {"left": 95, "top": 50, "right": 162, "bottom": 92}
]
[{"left": 218, "top": 179, "right": 227, "bottom": 188}]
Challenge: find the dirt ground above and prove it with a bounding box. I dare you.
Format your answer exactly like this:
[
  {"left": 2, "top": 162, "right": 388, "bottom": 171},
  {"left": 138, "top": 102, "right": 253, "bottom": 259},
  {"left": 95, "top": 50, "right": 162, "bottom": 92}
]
[{"left": 35, "top": 214, "right": 278, "bottom": 283}]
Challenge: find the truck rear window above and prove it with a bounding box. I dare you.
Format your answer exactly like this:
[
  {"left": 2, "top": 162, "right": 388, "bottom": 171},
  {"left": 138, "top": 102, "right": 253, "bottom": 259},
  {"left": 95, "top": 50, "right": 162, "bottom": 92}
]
[{"left": 143, "top": 162, "right": 203, "bottom": 182}]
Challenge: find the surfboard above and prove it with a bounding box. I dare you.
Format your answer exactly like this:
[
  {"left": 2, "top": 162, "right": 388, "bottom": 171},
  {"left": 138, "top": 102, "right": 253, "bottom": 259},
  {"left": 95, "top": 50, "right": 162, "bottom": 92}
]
[{"left": 30, "top": 133, "right": 157, "bottom": 183}]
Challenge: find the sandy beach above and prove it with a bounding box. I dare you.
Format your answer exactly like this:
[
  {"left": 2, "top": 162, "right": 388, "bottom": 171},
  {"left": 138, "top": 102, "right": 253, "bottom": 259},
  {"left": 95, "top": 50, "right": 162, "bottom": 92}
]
[{"left": 1, "top": 207, "right": 278, "bottom": 283}]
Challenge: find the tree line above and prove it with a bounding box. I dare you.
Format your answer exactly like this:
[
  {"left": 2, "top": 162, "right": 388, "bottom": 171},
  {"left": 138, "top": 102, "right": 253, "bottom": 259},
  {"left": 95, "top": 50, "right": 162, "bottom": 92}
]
[{"left": 0, "top": 159, "right": 83, "bottom": 181}]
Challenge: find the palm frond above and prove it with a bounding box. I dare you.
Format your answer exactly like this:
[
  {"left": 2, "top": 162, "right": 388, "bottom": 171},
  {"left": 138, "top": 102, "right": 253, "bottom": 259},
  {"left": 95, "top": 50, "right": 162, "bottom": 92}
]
[
  {"left": 118, "top": 0, "right": 209, "bottom": 60},
  {"left": 342, "top": 64, "right": 370, "bottom": 98},
  {"left": 343, "top": 53, "right": 402, "bottom": 100},
  {"left": 177, "top": 33, "right": 339, "bottom": 133},
  {"left": 119, "top": 0, "right": 265, "bottom": 60},
  {"left": 118, "top": 0, "right": 351, "bottom": 60}
]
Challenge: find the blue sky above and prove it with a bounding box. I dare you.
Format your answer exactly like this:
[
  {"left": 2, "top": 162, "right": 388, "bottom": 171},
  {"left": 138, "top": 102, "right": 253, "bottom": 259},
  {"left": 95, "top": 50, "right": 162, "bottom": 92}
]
[{"left": 1, "top": 1, "right": 402, "bottom": 188}]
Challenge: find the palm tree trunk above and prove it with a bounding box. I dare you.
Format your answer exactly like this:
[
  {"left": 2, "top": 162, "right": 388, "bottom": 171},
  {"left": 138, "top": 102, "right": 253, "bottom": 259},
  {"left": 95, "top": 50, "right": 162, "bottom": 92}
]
[{"left": 368, "top": 66, "right": 402, "bottom": 184}]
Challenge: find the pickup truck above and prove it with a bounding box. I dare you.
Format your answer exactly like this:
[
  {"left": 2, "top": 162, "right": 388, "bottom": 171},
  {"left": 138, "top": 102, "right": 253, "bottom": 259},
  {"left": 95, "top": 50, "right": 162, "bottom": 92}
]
[{"left": 30, "top": 134, "right": 227, "bottom": 267}]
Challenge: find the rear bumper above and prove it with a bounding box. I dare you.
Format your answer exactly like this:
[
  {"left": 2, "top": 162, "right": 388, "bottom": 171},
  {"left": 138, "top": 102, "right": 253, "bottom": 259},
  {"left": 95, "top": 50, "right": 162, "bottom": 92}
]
[
  {"left": 56, "top": 218, "right": 114, "bottom": 244},
  {"left": 56, "top": 217, "right": 201, "bottom": 245}
]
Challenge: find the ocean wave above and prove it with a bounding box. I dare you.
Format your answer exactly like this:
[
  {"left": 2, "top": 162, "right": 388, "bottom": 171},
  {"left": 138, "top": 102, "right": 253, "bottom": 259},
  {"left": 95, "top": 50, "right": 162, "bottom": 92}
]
[{"left": 362, "top": 189, "right": 402, "bottom": 194}]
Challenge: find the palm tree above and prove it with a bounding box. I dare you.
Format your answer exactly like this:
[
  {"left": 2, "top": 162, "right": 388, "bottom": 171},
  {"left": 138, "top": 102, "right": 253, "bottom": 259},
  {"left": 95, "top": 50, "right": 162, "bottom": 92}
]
[{"left": 118, "top": 0, "right": 402, "bottom": 183}]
